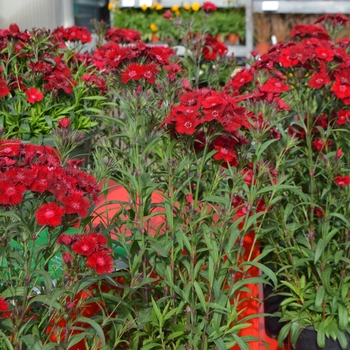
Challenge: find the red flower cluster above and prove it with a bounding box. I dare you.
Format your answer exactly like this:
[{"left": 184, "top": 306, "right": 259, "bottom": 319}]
[
  {"left": 0, "top": 24, "right": 107, "bottom": 105},
  {"left": 0, "top": 140, "right": 99, "bottom": 227},
  {"left": 202, "top": 35, "right": 228, "bottom": 60},
  {"left": 52, "top": 25, "right": 92, "bottom": 43},
  {"left": 163, "top": 88, "right": 250, "bottom": 166},
  {"left": 93, "top": 41, "right": 177, "bottom": 84},
  {"left": 58, "top": 232, "right": 114, "bottom": 274},
  {"left": 105, "top": 27, "right": 141, "bottom": 43}
]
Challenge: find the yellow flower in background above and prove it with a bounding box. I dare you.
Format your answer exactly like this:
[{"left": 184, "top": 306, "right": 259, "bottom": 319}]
[
  {"left": 108, "top": 2, "right": 113, "bottom": 10},
  {"left": 141, "top": 3, "right": 148, "bottom": 10},
  {"left": 151, "top": 2, "right": 158, "bottom": 9},
  {"left": 171, "top": 4, "right": 179, "bottom": 12},
  {"left": 150, "top": 23, "right": 159, "bottom": 32},
  {"left": 192, "top": 2, "right": 200, "bottom": 11},
  {"left": 184, "top": 3, "right": 191, "bottom": 10},
  {"left": 175, "top": 10, "right": 180, "bottom": 16},
  {"left": 155, "top": 4, "right": 163, "bottom": 10}
]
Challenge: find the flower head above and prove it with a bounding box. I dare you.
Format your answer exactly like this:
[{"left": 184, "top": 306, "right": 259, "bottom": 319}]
[
  {"left": 36, "top": 203, "right": 65, "bottom": 227},
  {"left": 0, "top": 298, "right": 9, "bottom": 312},
  {"left": 25, "top": 87, "right": 44, "bottom": 104},
  {"left": 86, "top": 251, "right": 114, "bottom": 274},
  {"left": 202, "top": 2, "right": 217, "bottom": 12}
]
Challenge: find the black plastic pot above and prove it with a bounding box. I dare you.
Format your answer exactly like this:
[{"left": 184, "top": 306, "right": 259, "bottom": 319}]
[
  {"left": 294, "top": 327, "right": 350, "bottom": 350},
  {"left": 263, "top": 284, "right": 286, "bottom": 340}
]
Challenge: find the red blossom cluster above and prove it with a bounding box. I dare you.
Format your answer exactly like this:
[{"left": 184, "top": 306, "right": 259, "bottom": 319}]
[
  {"left": 51, "top": 25, "right": 92, "bottom": 43},
  {"left": 163, "top": 88, "right": 251, "bottom": 167},
  {"left": 58, "top": 232, "right": 114, "bottom": 274},
  {"left": 224, "top": 17, "right": 350, "bottom": 190},
  {"left": 0, "top": 140, "right": 99, "bottom": 227},
  {"left": 93, "top": 41, "right": 180, "bottom": 84},
  {"left": 105, "top": 27, "right": 141, "bottom": 43},
  {"left": 202, "top": 35, "right": 228, "bottom": 60},
  {"left": 0, "top": 24, "right": 107, "bottom": 100}
]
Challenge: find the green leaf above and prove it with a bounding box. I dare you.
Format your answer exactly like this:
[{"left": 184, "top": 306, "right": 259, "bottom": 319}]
[
  {"left": 314, "top": 238, "right": 327, "bottom": 263},
  {"left": 0, "top": 330, "right": 14, "bottom": 350},
  {"left": 167, "top": 331, "right": 185, "bottom": 341},
  {"left": 20, "top": 335, "right": 42, "bottom": 350},
  {"left": 74, "top": 317, "right": 105, "bottom": 346},
  {"left": 151, "top": 297, "right": 163, "bottom": 322},
  {"left": 194, "top": 281, "right": 207, "bottom": 312},
  {"left": 255, "top": 139, "right": 277, "bottom": 159},
  {"left": 315, "top": 286, "right": 325, "bottom": 308},
  {"left": 317, "top": 322, "right": 326, "bottom": 348},
  {"left": 338, "top": 303, "right": 348, "bottom": 330},
  {"left": 2, "top": 287, "right": 26, "bottom": 298}
]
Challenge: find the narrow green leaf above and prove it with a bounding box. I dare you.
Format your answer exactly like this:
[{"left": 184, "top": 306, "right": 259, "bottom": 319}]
[
  {"left": 315, "top": 286, "right": 325, "bottom": 308},
  {"left": 74, "top": 317, "right": 105, "bottom": 346},
  {"left": 317, "top": 322, "right": 326, "bottom": 348},
  {"left": 151, "top": 297, "right": 163, "bottom": 322},
  {"left": 314, "top": 238, "right": 327, "bottom": 263},
  {"left": 194, "top": 281, "right": 207, "bottom": 312},
  {"left": 338, "top": 303, "right": 348, "bottom": 330}
]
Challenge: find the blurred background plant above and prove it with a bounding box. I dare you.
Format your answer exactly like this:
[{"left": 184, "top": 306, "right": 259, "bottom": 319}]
[{"left": 109, "top": 2, "right": 246, "bottom": 45}]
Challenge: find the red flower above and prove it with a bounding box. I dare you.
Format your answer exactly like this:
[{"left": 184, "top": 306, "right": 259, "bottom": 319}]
[
  {"left": 220, "top": 108, "right": 250, "bottom": 132},
  {"left": 331, "top": 81, "right": 350, "bottom": 100},
  {"left": 242, "top": 169, "right": 254, "bottom": 186},
  {"left": 162, "top": 10, "right": 172, "bottom": 19},
  {"left": 142, "top": 63, "right": 159, "bottom": 84},
  {"left": 121, "top": 63, "right": 145, "bottom": 83},
  {"left": 105, "top": 28, "right": 141, "bottom": 43},
  {"left": 175, "top": 113, "right": 201, "bottom": 135},
  {"left": 315, "top": 207, "right": 324, "bottom": 217},
  {"left": 0, "top": 298, "right": 9, "bottom": 312},
  {"left": 213, "top": 145, "right": 238, "bottom": 166},
  {"left": 336, "top": 110, "right": 350, "bottom": 125},
  {"left": 335, "top": 149, "right": 343, "bottom": 159},
  {"left": 308, "top": 72, "right": 331, "bottom": 88},
  {"left": 334, "top": 175, "right": 350, "bottom": 187},
  {"left": 88, "top": 233, "right": 108, "bottom": 247},
  {"left": 277, "top": 48, "right": 299, "bottom": 68},
  {"left": 58, "top": 234, "right": 74, "bottom": 245},
  {"left": 25, "top": 87, "right": 43, "bottom": 103},
  {"left": 315, "top": 47, "right": 334, "bottom": 62},
  {"left": 0, "top": 78, "right": 9, "bottom": 98},
  {"left": 72, "top": 235, "right": 98, "bottom": 256},
  {"left": 312, "top": 138, "right": 332, "bottom": 151},
  {"left": 62, "top": 252, "right": 72, "bottom": 264},
  {"left": 58, "top": 117, "right": 70, "bottom": 129},
  {"left": 0, "top": 180, "right": 26, "bottom": 205},
  {"left": 86, "top": 251, "right": 114, "bottom": 274},
  {"left": 314, "top": 14, "right": 349, "bottom": 27},
  {"left": 202, "top": 36, "right": 228, "bottom": 60},
  {"left": 0, "top": 139, "right": 21, "bottom": 157},
  {"left": 290, "top": 24, "right": 330, "bottom": 40},
  {"left": 202, "top": 2, "right": 217, "bottom": 12},
  {"left": 36, "top": 202, "right": 65, "bottom": 227},
  {"left": 30, "top": 173, "right": 50, "bottom": 194},
  {"left": 61, "top": 192, "right": 90, "bottom": 217},
  {"left": 261, "top": 78, "right": 289, "bottom": 93},
  {"left": 229, "top": 68, "right": 253, "bottom": 89}
]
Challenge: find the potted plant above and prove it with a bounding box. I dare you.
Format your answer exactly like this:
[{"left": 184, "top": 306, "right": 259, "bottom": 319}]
[
  {"left": 0, "top": 24, "right": 111, "bottom": 145},
  {"left": 253, "top": 13, "right": 272, "bottom": 54},
  {"left": 226, "top": 13, "right": 350, "bottom": 349},
  {"left": 0, "top": 139, "right": 117, "bottom": 348},
  {"left": 208, "top": 8, "right": 245, "bottom": 44}
]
